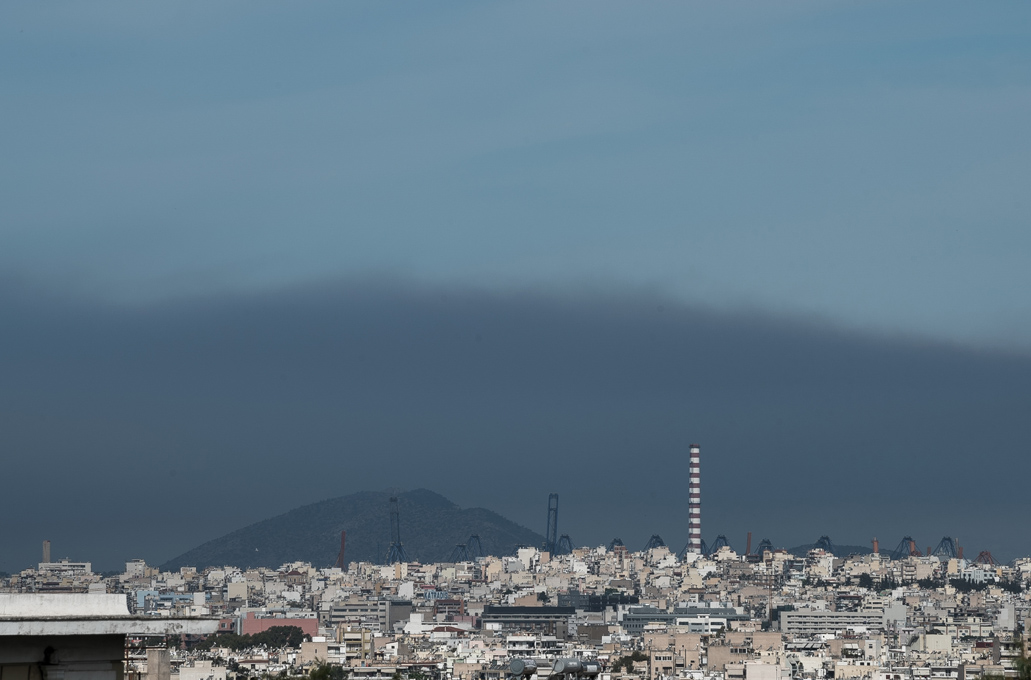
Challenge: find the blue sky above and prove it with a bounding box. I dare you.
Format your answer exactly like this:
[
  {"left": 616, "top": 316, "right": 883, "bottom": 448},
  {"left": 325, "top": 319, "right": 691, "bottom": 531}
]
[{"left": 3, "top": 1, "right": 1030, "bottom": 347}]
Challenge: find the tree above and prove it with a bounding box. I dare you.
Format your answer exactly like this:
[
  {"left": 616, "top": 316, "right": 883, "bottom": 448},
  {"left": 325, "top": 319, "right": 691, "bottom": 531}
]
[
  {"left": 194, "top": 626, "right": 308, "bottom": 652},
  {"left": 878, "top": 576, "right": 899, "bottom": 591},
  {"left": 1014, "top": 638, "right": 1031, "bottom": 680},
  {"left": 310, "top": 662, "right": 348, "bottom": 680},
  {"left": 950, "top": 578, "right": 988, "bottom": 593},
  {"left": 611, "top": 651, "right": 648, "bottom": 673}
]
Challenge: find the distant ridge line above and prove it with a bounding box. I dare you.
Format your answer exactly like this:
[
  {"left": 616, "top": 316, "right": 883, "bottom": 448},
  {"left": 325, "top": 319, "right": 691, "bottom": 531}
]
[{"left": 160, "top": 488, "right": 545, "bottom": 571}]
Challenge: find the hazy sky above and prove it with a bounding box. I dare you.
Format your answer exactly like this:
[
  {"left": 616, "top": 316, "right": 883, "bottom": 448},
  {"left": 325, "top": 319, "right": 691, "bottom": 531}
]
[
  {"left": 2, "top": 280, "right": 1030, "bottom": 572},
  {"left": 2, "top": 2, "right": 1030, "bottom": 571}
]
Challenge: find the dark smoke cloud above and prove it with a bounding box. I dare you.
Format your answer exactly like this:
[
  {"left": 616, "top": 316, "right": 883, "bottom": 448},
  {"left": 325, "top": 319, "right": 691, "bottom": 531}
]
[{"left": 1, "top": 278, "right": 1029, "bottom": 571}]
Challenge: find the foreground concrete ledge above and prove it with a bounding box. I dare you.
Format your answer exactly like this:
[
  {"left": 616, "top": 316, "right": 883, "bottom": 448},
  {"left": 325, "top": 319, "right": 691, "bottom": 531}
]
[
  {"left": 0, "top": 618, "right": 220, "bottom": 636},
  {"left": 0, "top": 594, "right": 219, "bottom": 636},
  {"left": 0, "top": 594, "right": 131, "bottom": 618}
]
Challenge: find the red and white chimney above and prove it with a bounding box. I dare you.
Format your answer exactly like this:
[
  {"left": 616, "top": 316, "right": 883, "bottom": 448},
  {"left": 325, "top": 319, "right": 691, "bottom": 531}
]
[{"left": 688, "top": 444, "right": 702, "bottom": 554}]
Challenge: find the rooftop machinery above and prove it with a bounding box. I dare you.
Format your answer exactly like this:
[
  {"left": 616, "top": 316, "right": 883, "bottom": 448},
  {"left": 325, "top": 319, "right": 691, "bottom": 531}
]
[{"left": 511, "top": 659, "right": 600, "bottom": 680}]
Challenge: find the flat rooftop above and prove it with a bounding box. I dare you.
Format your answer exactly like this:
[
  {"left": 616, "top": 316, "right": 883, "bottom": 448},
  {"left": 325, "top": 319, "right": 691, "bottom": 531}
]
[{"left": 0, "top": 594, "right": 219, "bottom": 636}]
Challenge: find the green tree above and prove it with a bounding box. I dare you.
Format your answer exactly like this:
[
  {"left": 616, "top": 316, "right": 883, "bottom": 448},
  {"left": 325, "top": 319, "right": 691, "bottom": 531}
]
[
  {"left": 194, "top": 626, "right": 308, "bottom": 652},
  {"left": 878, "top": 576, "right": 899, "bottom": 591},
  {"left": 611, "top": 651, "right": 648, "bottom": 673},
  {"left": 1014, "top": 638, "right": 1031, "bottom": 680},
  {"left": 310, "top": 662, "right": 348, "bottom": 680}
]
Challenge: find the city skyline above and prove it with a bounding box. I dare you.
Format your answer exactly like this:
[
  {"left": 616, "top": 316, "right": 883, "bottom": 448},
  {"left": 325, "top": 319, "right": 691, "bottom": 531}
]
[{"left": 3, "top": 6, "right": 1029, "bottom": 680}]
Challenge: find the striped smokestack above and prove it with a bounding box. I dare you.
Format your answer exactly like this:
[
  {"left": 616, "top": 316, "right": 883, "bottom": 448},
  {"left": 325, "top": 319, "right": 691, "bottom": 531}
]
[{"left": 688, "top": 444, "right": 702, "bottom": 553}]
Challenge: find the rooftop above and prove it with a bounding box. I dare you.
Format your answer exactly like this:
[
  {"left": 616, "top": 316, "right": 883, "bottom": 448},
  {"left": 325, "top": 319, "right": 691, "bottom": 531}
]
[{"left": 0, "top": 593, "right": 219, "bottom": 636}]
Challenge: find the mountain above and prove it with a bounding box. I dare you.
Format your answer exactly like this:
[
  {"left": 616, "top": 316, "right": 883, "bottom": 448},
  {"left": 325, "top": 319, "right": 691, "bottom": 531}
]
[{"left": 160, "top": 489, "right": 544, "bottom": 571}]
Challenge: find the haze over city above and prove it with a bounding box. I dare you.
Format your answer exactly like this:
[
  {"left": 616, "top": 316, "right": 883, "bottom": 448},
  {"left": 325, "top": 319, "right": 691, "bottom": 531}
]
[{"left": 2, "top": 1, "right": 1031, "bottom": 573}]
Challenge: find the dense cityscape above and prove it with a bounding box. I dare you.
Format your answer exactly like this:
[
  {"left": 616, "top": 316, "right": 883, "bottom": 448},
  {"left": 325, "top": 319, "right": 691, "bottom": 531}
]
[
  {"left": 5, "top": 532, "right": 1030, "bottom": 680},
  {"left": 3, "top": 447, "right": 1029, "bottom": 680},
  {"left": 4, "top": 4, "right": 1030, "bottom": 680}
]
